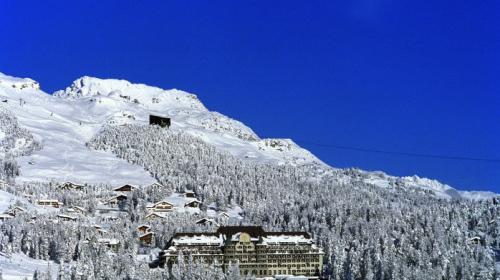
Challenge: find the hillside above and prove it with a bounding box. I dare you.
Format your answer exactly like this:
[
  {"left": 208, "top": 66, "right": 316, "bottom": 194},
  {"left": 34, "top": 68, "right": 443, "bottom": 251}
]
[
  {"left": 0, "top": 72, "right": 495, "bottom": 200},
  {"left": 0, "top": 72, "right": 498, "bottom": 279}
]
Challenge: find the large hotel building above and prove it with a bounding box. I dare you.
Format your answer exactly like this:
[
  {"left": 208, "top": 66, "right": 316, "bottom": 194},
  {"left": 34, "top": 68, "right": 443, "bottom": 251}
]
[{"left": 160, "top": 226, "right": 324, "bottom": 279}]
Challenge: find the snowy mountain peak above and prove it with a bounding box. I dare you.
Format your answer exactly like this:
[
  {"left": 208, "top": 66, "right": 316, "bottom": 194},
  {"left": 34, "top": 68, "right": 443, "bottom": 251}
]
[
  {"left": 0, "top": 72, "right": 40, "bottom": 91},
  {"left": 53, "top": 76, "right": 207, "bottom": 111},
  {"left": 0, "top": 72, "right": 496, "bottom": 201},
  {"left": 53, "top": 76, "right": 133, "bottom": 98}
]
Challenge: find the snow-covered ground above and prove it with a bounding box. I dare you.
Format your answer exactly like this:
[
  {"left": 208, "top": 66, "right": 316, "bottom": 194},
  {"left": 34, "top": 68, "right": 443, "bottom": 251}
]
[
  {"left": 0, "top": 72, "right": 497, "bottom": 200},
  {"left": 0, "top": 73, "right": 322, "bottom": 187},
  {"left": 0, "top": 253, "right": 56, "bottom": 280},
  {"left": 0, "top": 190, "right": 15, "bottom": 213}
]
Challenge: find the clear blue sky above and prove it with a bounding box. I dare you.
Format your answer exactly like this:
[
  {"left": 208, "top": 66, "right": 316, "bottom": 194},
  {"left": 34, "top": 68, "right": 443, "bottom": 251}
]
[{"left": 1, "top": 1, "right": 499, "bottom": 192}]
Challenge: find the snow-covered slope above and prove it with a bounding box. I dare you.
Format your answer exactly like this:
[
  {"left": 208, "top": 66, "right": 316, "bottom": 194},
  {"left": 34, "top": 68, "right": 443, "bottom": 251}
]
[
  {"left": 0, "top": 72, "right": 497, "bottom": 200},
  {"left": 0, "top": 73, "right": 320, "bottom": 187},
  {"left": 0, "top": 252, "right": 56, "bottom": 280}
]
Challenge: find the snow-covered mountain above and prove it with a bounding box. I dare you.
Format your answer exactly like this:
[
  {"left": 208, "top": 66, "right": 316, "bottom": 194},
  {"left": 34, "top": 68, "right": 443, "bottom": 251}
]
[
  {"left": 0, "top": 72, "right": 496, "bottom": 200},
  {"left": 0, "top": 72, "right": 499, "bottom": 279}
]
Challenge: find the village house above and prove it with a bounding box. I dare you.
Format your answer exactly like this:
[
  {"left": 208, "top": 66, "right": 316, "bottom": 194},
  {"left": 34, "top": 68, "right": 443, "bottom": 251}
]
[
  {"left": 67, "top": 206, "right": 86, "bottom": 215},
  {"left": 146, "top": 192, "right": 201, "bottom": 216},
  {"left": 145, "top": 212, "right": 166, "bottom": 221},
  {"left": 146, "top": 201, "right": 174, "bottom": 213},
  {"left": 184, "top": 200, "right": 201, "bottom": 208},
  {"left": 36, "top": 199, "right": 63, "bottom": 208},
  {"left": 6, "top": 206, "right": 26, "bottom": 217},
  {"left": 139, "top": 232, "right": 155, "bottom": 246},
  {"left": 183, "top": 190, "right": 196, "bottom": 198},
  {"left": 113, "top": 184, "right": 136, "bottom": 192},
  {"left": 56, "top": 214, "right": 78, "bottom": 222},
  {"left": 104, "top": 194, "right": 128, "bottom": 207},
  {"left": 137, "top": 225, "right": 151, "bottom": 234},
  {"left": 0, "top": 214, "right": 13, "bottom": 221},
  {"left": 58, "top": 181, "right": 84, "bottom": 191},
  {"left": 468, "top": 236, "right": 482, "bottom": 245},
  {"left": 161, "top": 226, "right": 324, "bottom": 279},
  {"left": 98, "top": 238, "right": 120, "bottom": 251},
  {"left": 195, "top": 218, "right": 218, "bottom": 226}
]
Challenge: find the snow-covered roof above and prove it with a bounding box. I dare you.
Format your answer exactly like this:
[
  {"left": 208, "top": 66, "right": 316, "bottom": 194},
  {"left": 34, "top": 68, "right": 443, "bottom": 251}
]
[
  {"left": 172, "top": 234, "right": 222, "bottom": 246},
  {"left": 56, "top": 214, "right": 77, "bottom": 220},
  {"left": 36, "top": 199, "right": 61, "bottom": 203},
  {"left": 146, "top": 212, "right": 167, "bottom": 219},
  {"left": 262, "top": 234, "right": 312, "bottom": 244},
  {"left": 98, "top": 238, "right": 120, "bottom": 245}
]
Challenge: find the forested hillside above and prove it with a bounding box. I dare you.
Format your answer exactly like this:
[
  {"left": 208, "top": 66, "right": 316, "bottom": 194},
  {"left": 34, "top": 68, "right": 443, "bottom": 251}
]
[{"left": 87, "top": 124, "right": 500, "bottom": 279}]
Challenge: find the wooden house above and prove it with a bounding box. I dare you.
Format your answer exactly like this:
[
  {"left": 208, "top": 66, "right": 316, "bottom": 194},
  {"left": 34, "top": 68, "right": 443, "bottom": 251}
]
[
  {"left": 0, "top": 214, "right": 13, "bottom": 221},
  {"left": 145, "top": 212, "right": 166, "bottom": 221},
  {"left": 146, "top": 201, "right": 174, "bottom": 213},
  {"left": 183, "top": 190, "right": 196, "bottom": 198},
  {"left": 36, "top": 199, "right": 63, "bottom": 208},
  {"left": 195, "top": 218, "right": 218, "bottom": 226},
  {"left": 139, "top": 232, "right": 155, "bottom": 246},
  {"left": 6, "top": 206, "right": 26, "bottom": 217},
  {"left": 68, "top": 206, "right": 86, "bottom": 215},
  {"left": 137, "top": 225, "right": 151, "bottom": 234},
  {"left": 57, "top": 214, "right": 77, "bottom": 222},
  {"left": 113, "top": 184, "right": 136, "bottom": 192},
  {"left": 105, "top": 194, "right": 128, "bottom": 207},
  {"left": 184, "top": 200, "right": 201, "bottom": 208},
  {"left": 58, "top": 182, "right": 84, "bottom": 191},
  {"left": 98, "top": 238, "right": 120, "bottom": 251},
  {"left": 468, "top": 236, "right": 482, "bottom": 245},
  {"left": 149, "top": 115, "right": 171, "bottom": 128}
]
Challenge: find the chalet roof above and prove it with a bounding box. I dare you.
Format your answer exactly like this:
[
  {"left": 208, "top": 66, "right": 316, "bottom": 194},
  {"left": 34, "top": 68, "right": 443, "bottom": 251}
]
[
  {"left": 71, "top": 206, "right": 86, "bottom": 212},
  {"left": 98, "top": 238, "right": 120, "bottom": 245},
  {"left": 140, "top": 232, "right": 154, "bottom": 238},
  {"left": 37, "top": 199, "right": 62, "bottom": 203},
  {"left": 146, "top": 212, "right": 167, "bottom": 219},
  {"left": 7, "top": 206, "right": 26, "bottom": 213},
  {"left": 59, "top": 181, "right": 84, "bottom": 188},
  {"left": 56, "top": 214, "right": 77, "bottom": 220},
  {"left": 113, "top": 184, "right": 136, "bottom": 191},
  {"left": 195, "top": 218, "right": 217, "bottom": 225},
  {"left": 184, "top": 200, "right": 200, "bottom": 207},
  {"left": 109, "top": 194, "right": 127, "bottom": 200},
  {"left": 148, "top": 182, "right": 164, "bottom": 188}
]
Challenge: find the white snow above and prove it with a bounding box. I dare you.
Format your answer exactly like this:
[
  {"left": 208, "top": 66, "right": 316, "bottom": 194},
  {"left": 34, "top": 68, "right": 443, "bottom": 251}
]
[
  {"left": 0, "top": 72, "right": 497, "bottom": 200},
  {"left": 171, "top": 234, "right": 222, "bottom": 246},
  {"left": 262, "top": 234, "right": 312, "bottom": 245},
  {"left": 0, "top": 73, "right": 40, "bottom": 91},
  {"left": 0, "top": 190, "right": 16, "bottom": 213},
  {"left": 0, "top": 252, "right": 57, "bottom": 280},
  {"left": 0, "top": 73, "right": 323, "bottom": 188},
  {"left": 147, "top": 192, "right": 201, "bottom": 214}
]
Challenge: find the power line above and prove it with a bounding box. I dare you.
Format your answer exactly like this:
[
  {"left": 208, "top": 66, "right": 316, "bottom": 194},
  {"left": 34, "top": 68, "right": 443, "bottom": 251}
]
[{"left": 288, "top": 139, "right": 500, "bottom": 163}]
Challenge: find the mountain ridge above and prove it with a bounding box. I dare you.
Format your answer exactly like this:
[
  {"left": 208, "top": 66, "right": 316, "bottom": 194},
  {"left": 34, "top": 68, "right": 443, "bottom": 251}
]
[{"left": 0, "top": 72, "right": 497, "bottom": 200}]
